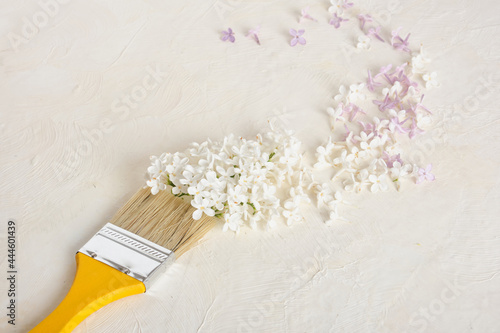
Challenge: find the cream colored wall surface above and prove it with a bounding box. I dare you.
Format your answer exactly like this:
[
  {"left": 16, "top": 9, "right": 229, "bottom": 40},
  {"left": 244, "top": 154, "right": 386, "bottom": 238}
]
[{"left": 1, "top": 0, "right": 499, "bottom": 332}]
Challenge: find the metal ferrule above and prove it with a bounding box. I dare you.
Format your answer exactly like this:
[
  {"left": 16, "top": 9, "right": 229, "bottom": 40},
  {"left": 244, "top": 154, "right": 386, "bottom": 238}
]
[{"left": 78, "top": 223, "right": 175, "bottom": 290}]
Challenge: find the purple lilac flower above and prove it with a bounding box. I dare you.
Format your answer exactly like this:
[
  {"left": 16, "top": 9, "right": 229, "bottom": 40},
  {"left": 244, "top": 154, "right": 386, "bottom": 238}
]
[
  {"left": 416, "top": 164, "right": 435, "bottom": 184},
  {"left": 358, "top": 14, "right": 373, "bottom": 30},
  {"left": 246, "top": 26, "right": 261, "bottom": 45},
  {"left": 300, "top": 6, "right": 318, "bottom": 23},
  {"left": 393, "top": 63, "right": 408, "bottom": 79},
  {"left": 392, "top": 92, "right": 402, "bottom": 109},
  {"left": 373, "top": 94, "right": 396, "bottom": 112},
  {"left": 348, "top": 104, "right": 366, "bottom": 121},
  {"left": 416, "top": 95, "right": 431, "bottom": 114},
  {"left": 358, "top": 121, "right": 376, "bottom": 135},
  {"left": 367, "top": 26, "right": 384, "bottom": 42},
  {"left": 382, "top": 70, "right": 398, "bottom": 85},
  {"left": 341, "top": 0, "right": 354, "bottom": 9},
  {"left": 407, "top": 95, "right": 431, "bottom": 117},
  {"left": 408, "top": 119, "right": 424, "bottom": 138},
  {"left": 342, "top": 103, "right": 353, "bottom": 115},
  {"left": 221, "top": 28, "right": 235, "bottom": 43},
  {"left": 366, "top": 69, "right": 382, "bottom": 92},
  {"left": 383, "top": 152, "right": 403, "bottom": 168},
  {"left": 399, "top": 74, "right": 419, "bottom": 96},
  {"left": 378, "top": 64, "right": 393, "bottom": 76},
  {"left": 290, "top": 29, "right": 306, "bottom": 46},
  {"left": 391, "top": 27, "right": 411, "bottom": 52},
  {"left": 390, "top": 117, "right": 409, "bottom": 134},
  {"left": 329, "top": 13, "right": 349, "bottom": 29}
]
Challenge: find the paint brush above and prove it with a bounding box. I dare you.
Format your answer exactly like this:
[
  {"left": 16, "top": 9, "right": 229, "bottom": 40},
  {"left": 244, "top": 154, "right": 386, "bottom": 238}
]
[{"left": 30, "top": 188, "right": 215, "bottom": 333}]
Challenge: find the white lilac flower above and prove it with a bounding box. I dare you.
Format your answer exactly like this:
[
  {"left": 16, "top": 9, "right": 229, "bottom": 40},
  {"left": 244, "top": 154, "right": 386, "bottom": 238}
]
[
  {"left": 200, "top": 170, "right": 225, "bottom": 192},
  {"left": 382, "top": 81, "right": 403, "bottom": 97},
  {"left": 385, "top": 143, "right": 401, "bottom": 156},
  {"left": 368, "top": 174, "right": 389, "bottom": 193},
  {"left": 388, "top": 108, "right": 407, "bottom": 120},
  {"left": 216, "top": 165, "right": 235, "bottom": 179},
  {"left": 416, "top": 113, "right": 432, "bottom": 128},
  {"left": 411, "top": 54, "right": 427, "bottom": 74},
  {"left": 262, "top": 183, "right": 277, "bottom": 199},
  {"left": 179, "top": 168, "right": 201, "bottom": 187},
  {"left": 147, "top": 158, "right": 166, "bottom": 178},
  {"left": 187, "top": 182, "right": 207, "bottom": 197},
  {"left": 406, "top": 86, "right": 420, "bottom": 100},
  {"left": 327, "top": 105, "right": 346, "bottom": 125},
  {"left": 422, "top": 72, "right": 439, "bottom": 89},
  {"left": 360, "top": 135, "right": 383, "bottom": 154},
  {"left": 189, "top": 141, "right": 208, "bottom": 156},
  {"left": 357, "top": 35, "right": 371, "bottom": 50},
  {"left": 282, "top": 206, "right": 303, "bottom": 226},
  {"left": 191, "top": 196, "right": 215, "bottom": 220},
  {"left": 249, "top": 211, "right": 265, "bottom": 229},
  {"left": 315, "top": 137, "right": 344, "bottom": 169},
  {"left": 290, "top": 186, "right": 311, "bottom": 205},
  {"left": 372, "top": 116, "right": 389, "bottom": 129},
  {"left": 314, "top": 153, "right": 330, "bottom": 169},
  {"left": 315, "top": 183, "right": 333, "bottom": 208},
  {"left": 147, "top": 177, "right": 166, "bottom": 195},
  {"left": 237, "top": 173, "right": 253, "bottom": 188},
  {"left": 223, "top": 213, "right": 243, "bottom": 232},
  {"left": 331, "top": 150, "right": 353, "bottom": 181},
  {"left": 346, "top": 147, "right": 367, "bottom": 164},
  {"left": 344, "top": 170, "right": 369, "bottom": 193},
  {"left": 210, "top": 192, "right": 227, "bottom": 211},
  {"left": 390, "top": 162, "right": 411, "bottom": 179},
  {"left": 334, "top": 85, "right": 349, "bottom": 102},
  {"left": 390, "top": 162, "right": 413, "bottom": 190},
  {"left": 279, "top": 150, "right": 300, "bottom": 173},
  {"left": 349, "top": 83, "right": 366, "bottom": 102},
  {"left": 198, "top": 150, "right": 219, "bottom": 169},
  {"left": 343, "top": 173, "right": 359, "bottom": 193},
  {"left": 368, "top": 158, "right": 388, "bottom": 174},
  {"left": 332, "top": 149, "right": 349, "bottom": 168},
  {"left": 325, "top": 208, "right": 339, "bottom": 225},
  {"left": 327, "top": 191, "right": 344, "bottom": 207},
  {"left": 228, "top": 184, "right": 248, "bottom": 205},
  {"left": 165, "top": 154, "right": 188, "bottom": 173},
  {"left": 328, "top": 0, "right": 344, "bottom": 16},
  {"left": 354, "top": 131, "right": 374, "bottom": 144},
  {"left": 411, "top": 45, "right": 431, "bottom": 74}
]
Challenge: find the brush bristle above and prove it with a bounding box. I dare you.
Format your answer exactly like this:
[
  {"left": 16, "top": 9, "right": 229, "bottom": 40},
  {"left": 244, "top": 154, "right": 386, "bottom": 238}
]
[{"left": 110, "top": 188, "right": 216, "bottom": 257}]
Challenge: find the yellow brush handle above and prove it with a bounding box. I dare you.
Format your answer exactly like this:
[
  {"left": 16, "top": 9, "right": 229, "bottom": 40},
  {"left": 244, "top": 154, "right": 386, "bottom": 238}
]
[{"left": 30, "top": 252, "right": 146, "bottom": 333}]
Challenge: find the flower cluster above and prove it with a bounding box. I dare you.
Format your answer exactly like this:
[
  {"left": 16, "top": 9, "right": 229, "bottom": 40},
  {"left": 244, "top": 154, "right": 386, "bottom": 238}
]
[
  {"left": 145, "top": 125, "right": 309, "bottom": 232},
  {"left": 315, "top": 42, "right": 436, "bottom": 220},
  {"left": 207, "top": 2, "right": 440, "bottom": 228}
]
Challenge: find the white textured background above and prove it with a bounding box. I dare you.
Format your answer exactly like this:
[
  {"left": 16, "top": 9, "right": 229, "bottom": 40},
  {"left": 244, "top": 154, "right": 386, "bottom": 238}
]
[{"left": 1, "top": 0, "right": 500, "bottom": 332}]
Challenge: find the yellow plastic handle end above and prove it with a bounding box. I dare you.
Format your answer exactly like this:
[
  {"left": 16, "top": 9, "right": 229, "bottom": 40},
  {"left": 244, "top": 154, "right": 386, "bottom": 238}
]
[{"left": 30, "top": 252, "right": 146, "bottom": 333}]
